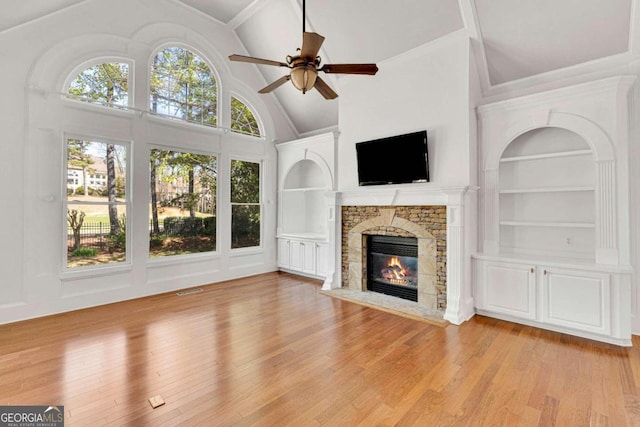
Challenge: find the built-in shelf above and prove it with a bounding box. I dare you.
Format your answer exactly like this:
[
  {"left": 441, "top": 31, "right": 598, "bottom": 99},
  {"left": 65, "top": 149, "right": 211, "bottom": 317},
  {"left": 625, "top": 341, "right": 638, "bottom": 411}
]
[
  {"left": 499, "top": 186, "right": 595, "bottom": 194},
  {"left": 277, "top": 232, "right": 327, "bottom": 241},
  {"left": 499, "top": 149, "right": 592, "bottom": 163},
  {"left": 500, "top": 221, "right": 595, "bottom": 228},
  {"left": 281, "top": 187, "right": 328, "bottom": 192}
]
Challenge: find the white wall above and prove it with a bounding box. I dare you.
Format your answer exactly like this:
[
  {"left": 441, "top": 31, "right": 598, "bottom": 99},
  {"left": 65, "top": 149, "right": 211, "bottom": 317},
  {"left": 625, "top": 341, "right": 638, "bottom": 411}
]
[
  {"left": 337, "top": 34, "right": 473, "bottom": 191},
  {"left": 0, "top": 0, "right": 296, "bottom": 324}
]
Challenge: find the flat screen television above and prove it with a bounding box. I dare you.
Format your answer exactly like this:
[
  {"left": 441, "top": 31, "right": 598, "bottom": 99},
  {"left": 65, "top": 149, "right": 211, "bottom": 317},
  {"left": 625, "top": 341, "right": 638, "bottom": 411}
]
[{"left": 356, "top": 130, "right": 429, "bottom": 186}]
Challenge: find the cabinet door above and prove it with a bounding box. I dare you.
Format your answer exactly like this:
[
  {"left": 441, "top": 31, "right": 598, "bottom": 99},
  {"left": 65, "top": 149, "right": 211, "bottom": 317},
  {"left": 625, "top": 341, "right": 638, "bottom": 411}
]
[
  {"left": 277, "top": 239, "right": 290, "bottom": 269},
  {"left": 483, "top": 261, "right": 536, "bottom": 320},
  {"left": 541, "top": 267, "right": 610, "bottom": 335},
  {"left": 289, "top": 240, "right": 304, "bottom": 271},
  {"left": 301, "top": 241, "right": 316, "bottom": 275},
  {"left": 315, "top": 243, "right": 328, "bottom": 277}
]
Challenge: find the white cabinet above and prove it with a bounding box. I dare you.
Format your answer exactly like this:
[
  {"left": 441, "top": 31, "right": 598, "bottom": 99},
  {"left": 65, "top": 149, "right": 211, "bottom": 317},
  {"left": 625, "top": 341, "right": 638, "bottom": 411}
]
[
  {"left": 542, "top": 267, "right": 610, "bottom": 335},
  {"left": 315, "top": 243, "right": 328, "bottom": 277},
  {"left": 479, "top": 261, "right": 536, "bottom": 320},
  {"left": 277, "top": 238, "right": 290, "bottom": 269},
  {"left": 289, "top": 240, "right": 304, "bottom": 271},
  {"left": 277, "top": 238, "right": 327, "bottom": 279},
  {"left": 301, "top": 241, "right": 316, "bottom": 275},
  {"left": 473, "top": 256, "right": 625, "bottom": 344}
]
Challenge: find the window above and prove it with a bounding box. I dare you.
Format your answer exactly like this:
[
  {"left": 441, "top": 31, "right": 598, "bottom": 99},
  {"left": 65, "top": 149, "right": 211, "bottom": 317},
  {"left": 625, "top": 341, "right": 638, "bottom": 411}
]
[
  {"left": 149, "top": 149, "right": 217, "bottom": 257},
  {"left": 150, "top": 47, "right": 218, "bottom": 127},
  {"left": 231, "top": 96, "right": 261, "bottom": 137},
  {"left": 68, "top": 62, "right": 129, "bottom": 108},
  {"left": 230, "top": 159, "right": 261, "bottom": 249},
  {"left": 65, "top": 138, "right": 128, "bottom": 269}
]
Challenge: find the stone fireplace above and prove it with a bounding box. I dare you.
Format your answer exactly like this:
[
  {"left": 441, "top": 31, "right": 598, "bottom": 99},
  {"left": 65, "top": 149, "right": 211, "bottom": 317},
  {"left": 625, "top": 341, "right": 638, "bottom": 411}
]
[{"left": 342, "top": 206, "right": 447, "bottom": 311}]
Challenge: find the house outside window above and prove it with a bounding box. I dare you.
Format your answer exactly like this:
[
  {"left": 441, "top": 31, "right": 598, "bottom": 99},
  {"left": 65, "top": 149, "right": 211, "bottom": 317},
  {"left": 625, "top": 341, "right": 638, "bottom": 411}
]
[{"left": 65, "top": 138, "right": 128, "bottom": 269}]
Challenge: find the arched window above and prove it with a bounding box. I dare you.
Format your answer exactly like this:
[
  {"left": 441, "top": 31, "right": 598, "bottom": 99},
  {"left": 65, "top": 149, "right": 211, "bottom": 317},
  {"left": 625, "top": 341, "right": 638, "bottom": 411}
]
[
  {"left": 68, "top": 62, "right": 129, "bottom": 108},
  {"left": 150, "top": 47, "right": 218, "bottom": 127},
  {"left": 231, "top": 96, "right": 261, "bottom": 137}
]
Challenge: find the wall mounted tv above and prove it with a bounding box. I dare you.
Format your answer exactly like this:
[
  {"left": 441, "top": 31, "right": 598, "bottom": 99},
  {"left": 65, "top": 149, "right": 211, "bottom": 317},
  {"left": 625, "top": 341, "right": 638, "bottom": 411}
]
[{"left": 356, "top": 130, "right": 429, "bottom": 186}]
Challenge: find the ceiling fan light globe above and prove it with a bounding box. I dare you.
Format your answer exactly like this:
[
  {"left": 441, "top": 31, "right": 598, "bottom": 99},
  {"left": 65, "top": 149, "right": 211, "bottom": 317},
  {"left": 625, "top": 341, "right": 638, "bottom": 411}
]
[{"left": 291, "top": 65, "right": 318, "bottom": 93}]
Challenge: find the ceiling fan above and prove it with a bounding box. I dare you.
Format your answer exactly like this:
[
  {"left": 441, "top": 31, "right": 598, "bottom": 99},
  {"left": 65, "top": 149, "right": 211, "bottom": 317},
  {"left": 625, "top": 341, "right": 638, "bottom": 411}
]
[{"left": 228, "top": 0, "right": 378, "bottom": 100}]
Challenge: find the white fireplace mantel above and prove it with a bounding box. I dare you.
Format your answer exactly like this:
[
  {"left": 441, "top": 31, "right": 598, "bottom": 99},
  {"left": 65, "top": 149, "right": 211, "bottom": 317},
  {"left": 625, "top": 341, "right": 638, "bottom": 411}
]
[
  {"left": 337, "top": 184, "right": 473, "bottom": 207},
  {"left": 334, "top": 185, "right": 478, "bottom": 325}
]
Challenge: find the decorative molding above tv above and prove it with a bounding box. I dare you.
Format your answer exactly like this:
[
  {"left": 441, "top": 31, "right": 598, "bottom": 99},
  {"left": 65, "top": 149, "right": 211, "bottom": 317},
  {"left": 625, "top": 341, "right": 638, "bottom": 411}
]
[{"left": 356, "top": 130, "right": 429, "bottom": 186}]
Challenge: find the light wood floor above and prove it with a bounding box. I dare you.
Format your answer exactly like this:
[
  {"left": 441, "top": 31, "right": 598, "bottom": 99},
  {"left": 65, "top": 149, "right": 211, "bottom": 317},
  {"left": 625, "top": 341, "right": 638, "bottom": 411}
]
[{"left": 2, "top": 272, "right": 640, "bottom": 426}]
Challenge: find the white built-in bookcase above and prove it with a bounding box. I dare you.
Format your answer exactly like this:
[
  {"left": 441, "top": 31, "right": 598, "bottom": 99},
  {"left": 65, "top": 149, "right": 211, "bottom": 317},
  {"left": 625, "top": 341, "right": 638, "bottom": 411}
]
[
  {"left": 276, "top": 133, "right": 337, "bottom": 287},
  {"left": 473, "top": 76, "right": 635, "bottom": 346}
]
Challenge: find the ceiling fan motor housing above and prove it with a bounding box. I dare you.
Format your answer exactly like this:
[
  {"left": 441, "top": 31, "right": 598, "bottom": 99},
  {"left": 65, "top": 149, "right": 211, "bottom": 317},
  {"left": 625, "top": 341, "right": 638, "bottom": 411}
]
[{"left": 290, "top": 59, "right": 319, "bottom": 93}]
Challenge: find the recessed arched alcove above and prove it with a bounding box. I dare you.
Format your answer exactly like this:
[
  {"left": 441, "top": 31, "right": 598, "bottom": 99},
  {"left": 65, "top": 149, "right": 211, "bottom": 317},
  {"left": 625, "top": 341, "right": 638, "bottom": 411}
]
[
  {"left": 482, "top": 108, "right": 620, "bottom": 265},
  {"left": 498, "top": 127, "right": 596, "bottom": 260},
  {"left": 283, "top": 159, "right": 326, "bottom": 189},
  {"left": 281, "top": 158, "right": 330, "bottom": 237}
]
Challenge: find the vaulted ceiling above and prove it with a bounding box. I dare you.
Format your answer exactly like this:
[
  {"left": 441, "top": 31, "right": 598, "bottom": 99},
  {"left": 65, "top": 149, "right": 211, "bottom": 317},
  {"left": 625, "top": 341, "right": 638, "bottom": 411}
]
[
  {"left": 3, "top": 0, "right": 634, "bottom": 136},
  {"left": 181, "top": 0, "right": 635, "bottom": 136}
]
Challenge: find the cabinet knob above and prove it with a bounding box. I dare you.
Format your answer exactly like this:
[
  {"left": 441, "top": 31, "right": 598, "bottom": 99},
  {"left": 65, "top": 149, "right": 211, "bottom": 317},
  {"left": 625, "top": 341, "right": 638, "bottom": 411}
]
[
  {"left": 544, "top": 270, "right": 547, "bottom": 275},
  {"left": 530, "top": 267, "right": 534, "bottom": 273}
]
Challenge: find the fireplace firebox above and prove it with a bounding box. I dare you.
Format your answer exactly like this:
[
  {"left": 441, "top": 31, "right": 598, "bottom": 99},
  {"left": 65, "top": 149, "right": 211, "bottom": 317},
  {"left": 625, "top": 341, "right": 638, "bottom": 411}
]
[{"left": 366, "top": 235, "right": 418, "bottom": 301}]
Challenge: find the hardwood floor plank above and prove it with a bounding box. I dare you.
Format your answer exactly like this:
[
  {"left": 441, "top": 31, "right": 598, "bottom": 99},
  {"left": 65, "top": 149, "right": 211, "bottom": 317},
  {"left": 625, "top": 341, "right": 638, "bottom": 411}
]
[{"left": 1, "top": 272, "right": 640, "bottom": 425}]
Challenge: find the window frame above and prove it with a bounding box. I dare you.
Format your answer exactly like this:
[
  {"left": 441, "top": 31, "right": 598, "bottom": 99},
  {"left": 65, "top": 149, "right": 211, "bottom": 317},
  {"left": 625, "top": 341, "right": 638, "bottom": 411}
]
[
  {"left": 229, "top": 157, "right": 263, "bottom": 251},
  {"left": 62, "top": 134, "right": 132, "bottom": 274},
  {"left": 230, "top": 94, "right": 263, "bottom": 138}
]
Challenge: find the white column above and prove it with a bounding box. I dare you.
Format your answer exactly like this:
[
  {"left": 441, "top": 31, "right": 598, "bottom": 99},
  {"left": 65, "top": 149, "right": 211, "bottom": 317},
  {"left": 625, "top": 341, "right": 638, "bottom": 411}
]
[
  {"left": 322, "top": 191, "right": 339, "bottom": 290},
  {"left": 443, "top": 188, "right": 476, "bottom": 324},
  {"left": 483, "top": 168, "right": 499, "bottom": 254},
  {"left": 596, "top": 160, "right": 619, "bottom": 264}
]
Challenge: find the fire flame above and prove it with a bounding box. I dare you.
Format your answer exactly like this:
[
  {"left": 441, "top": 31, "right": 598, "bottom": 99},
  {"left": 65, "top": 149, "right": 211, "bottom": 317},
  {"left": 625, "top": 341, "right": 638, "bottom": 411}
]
[{"left": 382, "top": 256, "right": 409, "bottom": 285}]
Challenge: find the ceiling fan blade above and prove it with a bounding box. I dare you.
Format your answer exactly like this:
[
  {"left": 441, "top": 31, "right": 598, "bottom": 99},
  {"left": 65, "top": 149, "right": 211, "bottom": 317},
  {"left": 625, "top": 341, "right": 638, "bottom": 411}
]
[
  {"left": 229, "top": 54, "right": 288, "bottom": 68},
  {"left": 314, "top": 76, "right": 338, "bottom": 100},
  {"left": 320, "top": 64, "right": 378, "bottom": 75},
  {"left": 301, "top": 32, "right": 325, "bottom": 59},
  {"left": 258, "top": 75, "right": 291, "bottom": 94}
]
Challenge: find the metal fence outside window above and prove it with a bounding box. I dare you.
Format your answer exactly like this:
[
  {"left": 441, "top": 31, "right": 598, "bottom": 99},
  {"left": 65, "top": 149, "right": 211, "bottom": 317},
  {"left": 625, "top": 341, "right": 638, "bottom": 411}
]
[
  {"left": 67, "top": 218, "right": 214, "bottom": 250},
  {"left": 67, "top": 222, "right": 127, "bottom": 251}
]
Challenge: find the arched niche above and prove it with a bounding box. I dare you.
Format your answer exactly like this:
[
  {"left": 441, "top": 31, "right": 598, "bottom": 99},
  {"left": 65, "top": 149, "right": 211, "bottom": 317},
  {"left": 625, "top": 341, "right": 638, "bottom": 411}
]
[
  {"left": 497, "top": 127, "right": 596, "bottom": 259},
  {"left": 484, "top": 116, "right": 618, "bottom": 264},
  {"left": 280, "top": 156, "right": 331, "bottom": 237},
  {"left": 283, "top": 159, "right": 327, "bottom": 189},
  {"left": 485, "top": 111, "right": 614, "bottom": 171}
]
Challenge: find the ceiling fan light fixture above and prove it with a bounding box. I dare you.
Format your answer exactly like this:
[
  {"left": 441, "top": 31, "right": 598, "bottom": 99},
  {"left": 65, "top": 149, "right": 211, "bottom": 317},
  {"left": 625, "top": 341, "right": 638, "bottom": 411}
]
[{"left": 290, "top": 65, "right": 318, "bottom": 93}]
